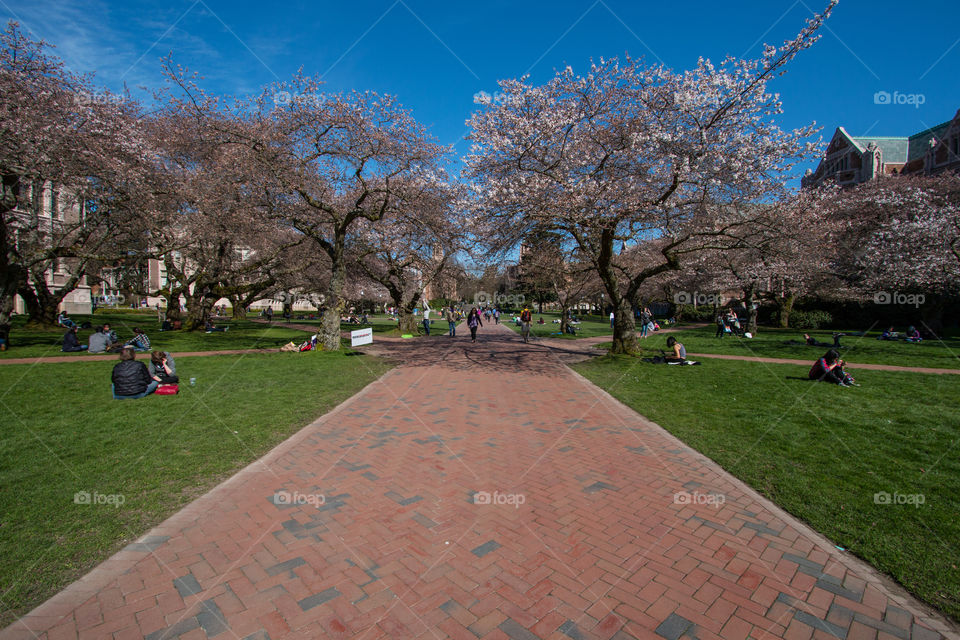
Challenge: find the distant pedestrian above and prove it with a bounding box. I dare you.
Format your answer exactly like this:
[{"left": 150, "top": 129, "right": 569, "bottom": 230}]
[
  {"left": 467, "top": 308, "right": 483, "bottom": 343},
  {"left": 265, "top": 305, "right": 274, "bottom": 322},
  {"left": 610, "top": 311, "right": 615, "bottom": 328},
  {"left": 423, "top": 306, "right": 432, "bottom": 336},
  {"left": 445, "top": 305, "right": 457, "bottom": 337},
  {"left": 494, "top": 308, "right": 500, "bottom": 324},
  {"left": 520, "top": 306, "right": 532, "bottom": 343}
]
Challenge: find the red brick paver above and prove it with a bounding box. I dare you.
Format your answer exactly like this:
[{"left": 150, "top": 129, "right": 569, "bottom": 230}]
[{"left": 2, "top": 323, "right": 956, "bottom": 639}]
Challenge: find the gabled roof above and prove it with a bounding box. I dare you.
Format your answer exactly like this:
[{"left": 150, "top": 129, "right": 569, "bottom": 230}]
[{"left": 849, "top": 135, "right": 908, "bottom": 163}]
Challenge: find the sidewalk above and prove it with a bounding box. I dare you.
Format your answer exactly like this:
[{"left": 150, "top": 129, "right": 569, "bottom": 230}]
[{"left": 2, "top": 323, "right": 955, "bottom": 639}]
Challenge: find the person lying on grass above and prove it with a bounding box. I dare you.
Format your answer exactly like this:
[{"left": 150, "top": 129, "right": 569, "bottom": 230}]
[
  {"left": 808, "top": 349, "right": 858, "bottom": 387},
  {"left": 878, "top": 326, "right": 898, "bottom": 341},
  {"left": 787, "top": 333, "right": 845, "bottom": 348},
  {"left": 112, "top": 347, "right": 158, "bottom": 399},
  {"left": 903, "top": 326, "right": 922, "bottom": 343}
]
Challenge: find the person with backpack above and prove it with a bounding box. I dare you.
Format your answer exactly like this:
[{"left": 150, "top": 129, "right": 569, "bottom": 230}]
[
  {"left": 519, "top": 307, "right": 533, "bottom": 343},
  {"left": 467, "top": 308, "right": 483, "bottom": 343}
]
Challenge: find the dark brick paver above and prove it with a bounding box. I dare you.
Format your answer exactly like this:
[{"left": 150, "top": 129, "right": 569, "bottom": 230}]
[{"left": 1, "top": 323, "right": 956, "bottom": 639}]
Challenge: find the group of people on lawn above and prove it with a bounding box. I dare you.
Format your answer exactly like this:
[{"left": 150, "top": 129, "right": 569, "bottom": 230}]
[
  {"left": 111, "top": 349, "right": 179, "bottom": 399},
  {"left": 61, "top": 323, "right": 151, "bottom": 353}
]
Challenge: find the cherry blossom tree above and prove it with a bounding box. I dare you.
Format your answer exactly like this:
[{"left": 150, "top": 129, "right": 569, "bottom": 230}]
[
  {"left": 0, "top": 22, "right": 148, "bottom": 341},
  {"left": 466, "top": 3, "right": 834, "bottom": 354},
  {"left": 247, "top": 77, "right": 450, "bottom": 349}
]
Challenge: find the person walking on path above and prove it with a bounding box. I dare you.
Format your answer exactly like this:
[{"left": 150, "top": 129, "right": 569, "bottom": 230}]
[
  {"left": 520, "top": 306, "right": 533, "bottom": 343},
  {"left": 610, "top": 310, "right": 615, "bottom": 328},
  {"left": 494, "top": 308, "right": 500, "bottom": 324},
  {"left": 467, "top": 307, "right": 483, "bottom": 343},
  {"left": 265, "top": 306, "right": 274, "bottom": 322},
  {"left": 422, "top": 305, "right": 431, "bottom": 336},
  {"left": 445, "top": 305, "right": 457, "bottom": 337}
]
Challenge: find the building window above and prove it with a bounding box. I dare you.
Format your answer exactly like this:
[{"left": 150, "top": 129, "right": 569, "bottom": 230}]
[{"left": 50, "top": 186, "right": 60, "bottom": 219}]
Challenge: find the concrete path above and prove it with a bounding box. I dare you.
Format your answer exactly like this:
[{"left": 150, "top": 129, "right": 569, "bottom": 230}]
[{"left": 2, "top": 323, "right": 956, "bottom": 639}]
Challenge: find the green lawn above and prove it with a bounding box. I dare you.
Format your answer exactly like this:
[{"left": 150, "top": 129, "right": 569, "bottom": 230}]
[
  {"left": 572, "top": 354, "right": 960, "bottom": 620},
  {"left": 616, "top": 325, "right": 960, "bottom": 370},
  {"left": 1, "top": 312, "right": 314, "bottom": 359},
  {"left": 0, "top": 351, "right": 391, "bottom": 626},
  {"left": 502, "top": 311, "right": 616, "bottom": 339}
]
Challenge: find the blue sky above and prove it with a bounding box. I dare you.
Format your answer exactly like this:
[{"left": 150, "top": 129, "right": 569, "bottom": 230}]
[{"left": 3, "top": 0, "right": 958, "bottom": 177}]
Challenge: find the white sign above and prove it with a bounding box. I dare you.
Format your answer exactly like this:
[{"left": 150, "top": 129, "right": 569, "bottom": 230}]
[{"left": 350, "top": 328, "right": 373, "bottom": 347}]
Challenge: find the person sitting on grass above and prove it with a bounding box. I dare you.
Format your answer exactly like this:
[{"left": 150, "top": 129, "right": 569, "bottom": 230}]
[
  {"left": 148, "top": 351, "right": 179, "bottom": 384},
  {"left": 903, "top": 326, "right": 922, "bottom": 343},
  {"left": 808, "top": 349, "right": 858, "bottom": 386},
  {"left": 204, "top": 318, "right": 227, "bottom": 332},
  {"left": 88, "top": 326, "right": 111, "bottom": 353},
  {"left": 877, "top": 326, "right": 898, "bottom": 341},
  {"left": 112, "top": 347, "right": 158, "bottom": 399},
  {"left": 102, "top": 323, "right": 118, "bottom": 344},
  {"left": 61, "top": 326, "right": 88, "bottom": 352},
  {"left": 125, "top": 327, "right": 151, "bottom": 352},
  {"left": 665, "top": 336, "right": 686, "bottom": 363}
]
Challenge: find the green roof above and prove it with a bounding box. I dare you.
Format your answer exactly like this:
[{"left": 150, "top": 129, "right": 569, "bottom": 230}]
[
  {"left": 907, "top": 121, "right": 951, "bottom": 161},
  {"left": 850, "top": 136, "right": 908, "bottom": 163}
]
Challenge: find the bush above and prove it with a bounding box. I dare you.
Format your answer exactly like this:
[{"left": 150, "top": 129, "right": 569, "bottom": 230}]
[
  {"left": 674, "top": 304, "right": 719, "bottom": 322},
  {"left": 790, "top": 309, "right": 832, "bottom": 330}
]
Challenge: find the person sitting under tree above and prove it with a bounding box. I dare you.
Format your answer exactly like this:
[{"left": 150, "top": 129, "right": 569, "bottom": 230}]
[{"left": 61, "top": 326, "right": 87, "bottom": 352}]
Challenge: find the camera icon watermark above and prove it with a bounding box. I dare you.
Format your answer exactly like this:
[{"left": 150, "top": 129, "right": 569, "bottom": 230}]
[
  {"left": 873, "top": 491, "right": 924, "bottom": 508},
  {"left": 674, "top": 291, "right": 724, "bottom": 306},
  {"left": 673, "top": 490, "right": 725, "bottom": 508},
  {"left": 873, "top": 91, "right": 925, "bottom": 109},
  {"left": 873, "top": 291, "right": 925, "bottom": 308},
  {"left": 74, "top": 490, "right": 125, "bottom": 508},
  {"left": 473, "top": 490, "right": 526, "bottom": 509},
  {"left": 274, "top": 490, "right": 325, "bottom": 507}
]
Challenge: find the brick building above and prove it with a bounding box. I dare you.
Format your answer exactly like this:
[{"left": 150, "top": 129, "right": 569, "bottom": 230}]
[{"left": 801, "top": 108, "right": 960, "bottom": 188}]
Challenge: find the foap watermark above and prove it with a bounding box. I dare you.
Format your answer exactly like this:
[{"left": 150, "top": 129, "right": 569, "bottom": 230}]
[
  {"left": 74, "top": 490, "right": 125, "bottom": 508},
  {"left": 673, "top": 490, "right": 725, "bottom": 508},
  {"left": 873, "top": 291, "right": 925, "bottom": 308},
  {"left": 473, "top": 490, "right": 526, "bottom": 509},
  {"left": 873, "top": 90, "right": 925, "bottom": 109},
  {"left": 874, "top": 491, "right": 925, "bottom": 508},
  {"left": 273, "top": 91, "right": 325, "bottom": 108},
  {"left": 472, "top": 91, "right": 521, "bottom": 107},
  {"left": 474, "top": 291, "right": 524, "bottom": 307},
  {"left": 274, "top": 490, "right": 325, "bottom": 507},
  {"left": 674, "top": 291, "right": 725, "bottom": 306},
  {"left": 74, "top": 91, "right": 125, "bottom": 106}
]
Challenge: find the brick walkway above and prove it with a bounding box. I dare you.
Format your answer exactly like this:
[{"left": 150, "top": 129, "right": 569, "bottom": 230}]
[{"left": 2, "top": 323, "right": 956, "bottom": 640}]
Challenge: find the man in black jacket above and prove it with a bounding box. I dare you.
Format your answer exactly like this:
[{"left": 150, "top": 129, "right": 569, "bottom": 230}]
[
  {"left": 112, "top": 347, "right": 158, "bottom": 399},
  {"left": 62, "top": 326, "right": 88, "bottom": 352}
]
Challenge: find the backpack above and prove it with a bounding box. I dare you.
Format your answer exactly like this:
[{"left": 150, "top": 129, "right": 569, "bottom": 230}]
[{"left": 520, "top": 310, "right": 532, "bottom": 322}]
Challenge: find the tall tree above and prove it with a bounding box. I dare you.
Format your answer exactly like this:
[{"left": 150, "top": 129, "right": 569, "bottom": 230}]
[{"left": 466, "top": 3, "right": 833, "bottom": 353}]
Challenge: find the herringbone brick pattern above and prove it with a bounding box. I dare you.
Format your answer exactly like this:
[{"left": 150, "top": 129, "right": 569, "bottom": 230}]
[{"left": 2, "top": 324, "right": 954, "bottom": 639}]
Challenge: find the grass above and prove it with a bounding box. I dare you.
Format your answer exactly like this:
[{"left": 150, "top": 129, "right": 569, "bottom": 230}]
[
  {"left": 602, "top": 325, "right": 960, "bottom": 370},
  {"left": 501, "top": 311, "right": 618, "bottom": 339},
  {"left": 1, "top": 311, "right": 316, "bottom": 359},
  {"left": 572, "top": 354, "right": 960, "bottom": 620},
  {"left": 0, "top": 351, "right": 391, "bottom": 626}
]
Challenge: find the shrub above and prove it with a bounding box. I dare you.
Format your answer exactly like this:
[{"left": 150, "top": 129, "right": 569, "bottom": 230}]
[
  {"left": 674, "top": 304, "right": 720, "bottom": 322},
  {"left": 790, "top": 309, "right": 832, "bottom": 330}
]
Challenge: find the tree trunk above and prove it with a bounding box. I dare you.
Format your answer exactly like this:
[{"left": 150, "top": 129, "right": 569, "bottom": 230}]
[
  {"left": 18, "top": 285, "right": 58, "bottom": 328},
  {"left": 182, "top": 292, "right": 215, "bottom": 331},
  {"left": 559, "top": 301, "right": 569, "bottom": 335},
  {"left": 319, "top": 250, "right": 346, "bottom": 351},
  {"left": 0, "top": 276, "right": 19, "bottom": 348},
  {"left": 776, "top": 292, "right": 795, "bottom": 329},
  {"left": 160, "top": 287, "right": 184, "bottom": 323},
  {"left": 610, "top": 298, "right": 638, "bottom": 354},
  {"left": 742, "top": 284, "right": 759, "bottom": 335}
]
